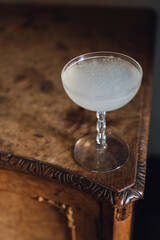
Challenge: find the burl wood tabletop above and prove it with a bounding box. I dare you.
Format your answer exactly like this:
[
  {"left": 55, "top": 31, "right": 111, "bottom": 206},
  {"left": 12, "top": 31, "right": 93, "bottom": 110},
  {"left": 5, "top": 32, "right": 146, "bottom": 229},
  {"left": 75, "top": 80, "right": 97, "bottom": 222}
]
[{"left": 0, "top": 5, "right": 155, "bottom": 206}]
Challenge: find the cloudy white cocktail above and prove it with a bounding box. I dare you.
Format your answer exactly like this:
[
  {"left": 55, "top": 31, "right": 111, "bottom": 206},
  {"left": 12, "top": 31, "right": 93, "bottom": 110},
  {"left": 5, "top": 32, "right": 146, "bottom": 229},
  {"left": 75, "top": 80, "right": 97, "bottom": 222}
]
[{"left": 61, "top": 52, "right": 143, "bottom": 172}]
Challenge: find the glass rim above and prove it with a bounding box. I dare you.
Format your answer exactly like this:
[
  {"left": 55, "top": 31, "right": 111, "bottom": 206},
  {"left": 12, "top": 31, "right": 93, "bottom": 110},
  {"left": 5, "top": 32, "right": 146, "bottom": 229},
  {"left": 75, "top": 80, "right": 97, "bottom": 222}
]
[{"left": 61, "top": 51, "right": 143, "bottom": 80}]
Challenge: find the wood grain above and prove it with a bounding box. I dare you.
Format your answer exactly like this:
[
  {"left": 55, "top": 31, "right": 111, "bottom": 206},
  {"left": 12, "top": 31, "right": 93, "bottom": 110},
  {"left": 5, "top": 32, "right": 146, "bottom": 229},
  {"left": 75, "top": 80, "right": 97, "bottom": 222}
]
[
  {"left": 0, "top": 5, "right": 155, "bottom": 201},
  {"left": 0, "top": 168, "right": 134, "bottom": 240},
  {"left": 112, "top": 204, "right": 133, "bottom": 240},
  {"left": 0, "top": 192, "right": 71, "bottom": 240},
  {"left": 0, "top": 169, "right": 100, "bottom": 240},
  {"left": 0, "top": 152, "right": 146, "bottom": 207}
]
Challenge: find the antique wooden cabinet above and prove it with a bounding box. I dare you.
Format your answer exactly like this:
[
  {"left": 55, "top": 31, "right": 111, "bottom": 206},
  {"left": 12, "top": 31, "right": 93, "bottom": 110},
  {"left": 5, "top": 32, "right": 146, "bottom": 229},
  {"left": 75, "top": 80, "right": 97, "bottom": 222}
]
[{"left": 0, "top": 5, "right": 155, "bottom": 240}]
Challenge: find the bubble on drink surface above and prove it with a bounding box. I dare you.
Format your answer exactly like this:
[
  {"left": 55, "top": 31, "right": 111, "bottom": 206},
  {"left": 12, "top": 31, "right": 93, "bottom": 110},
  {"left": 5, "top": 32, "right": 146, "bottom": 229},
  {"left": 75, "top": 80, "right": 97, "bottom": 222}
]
[{"left": 62, "top": 56, "right": 142, "bottom": 111}]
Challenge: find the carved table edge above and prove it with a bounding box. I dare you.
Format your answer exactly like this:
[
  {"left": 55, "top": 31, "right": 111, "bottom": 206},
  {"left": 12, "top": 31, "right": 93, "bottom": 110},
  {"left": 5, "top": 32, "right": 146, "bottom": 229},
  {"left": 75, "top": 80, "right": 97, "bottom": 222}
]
[{"left": 0, "top": 151, "right": 146, "bottom": 209}]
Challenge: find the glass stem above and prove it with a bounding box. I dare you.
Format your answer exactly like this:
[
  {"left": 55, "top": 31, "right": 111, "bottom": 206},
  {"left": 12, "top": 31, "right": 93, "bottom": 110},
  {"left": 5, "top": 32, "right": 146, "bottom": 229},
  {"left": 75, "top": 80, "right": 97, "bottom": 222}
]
[{"left": 96, "top": 111, "right": 107, "bottom": 148}]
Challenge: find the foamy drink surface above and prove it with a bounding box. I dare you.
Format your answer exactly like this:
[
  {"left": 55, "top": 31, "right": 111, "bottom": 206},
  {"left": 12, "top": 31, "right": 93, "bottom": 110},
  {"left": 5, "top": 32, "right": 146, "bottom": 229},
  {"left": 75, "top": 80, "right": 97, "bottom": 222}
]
[{"left": 62, "top": 56, "right": 141, "bottom": 111}]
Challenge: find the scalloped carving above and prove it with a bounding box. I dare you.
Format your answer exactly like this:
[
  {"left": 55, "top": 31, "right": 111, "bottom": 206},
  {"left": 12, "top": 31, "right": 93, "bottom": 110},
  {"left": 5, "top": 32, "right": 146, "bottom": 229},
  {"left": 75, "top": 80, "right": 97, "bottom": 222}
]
[
  {"left": 114, "top": 204, "right": 132, "bottom": 221},
  {"left": 0, "top": 152, "right": 145, "bottom": 208}
]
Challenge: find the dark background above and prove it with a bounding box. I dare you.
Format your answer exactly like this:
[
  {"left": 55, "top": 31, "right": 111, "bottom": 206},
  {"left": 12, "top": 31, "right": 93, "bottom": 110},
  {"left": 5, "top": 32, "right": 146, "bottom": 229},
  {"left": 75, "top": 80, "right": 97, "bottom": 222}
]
[{"left": 132, "top": 155, "right": 160, "bottom": 239}]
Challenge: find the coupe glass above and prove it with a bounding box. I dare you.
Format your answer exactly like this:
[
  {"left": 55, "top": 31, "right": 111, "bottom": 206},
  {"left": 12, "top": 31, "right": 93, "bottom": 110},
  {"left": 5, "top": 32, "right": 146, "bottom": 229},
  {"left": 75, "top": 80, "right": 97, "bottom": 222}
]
[{"left": 61, "top": 52, "right": 143, "bottom": 172}]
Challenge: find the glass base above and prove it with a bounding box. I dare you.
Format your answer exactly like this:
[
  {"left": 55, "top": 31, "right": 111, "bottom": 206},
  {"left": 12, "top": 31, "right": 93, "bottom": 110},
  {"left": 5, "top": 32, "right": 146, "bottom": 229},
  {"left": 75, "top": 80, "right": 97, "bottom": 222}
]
[{"left": 74, "top": 133, "right": 129, "bottom": 172}]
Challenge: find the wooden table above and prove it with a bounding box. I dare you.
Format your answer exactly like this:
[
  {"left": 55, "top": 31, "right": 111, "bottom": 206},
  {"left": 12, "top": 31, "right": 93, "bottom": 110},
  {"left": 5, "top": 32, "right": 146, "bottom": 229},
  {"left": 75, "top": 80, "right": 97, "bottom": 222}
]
[{"left": 0, "top": 5, "right": 155, "bottom": 240}]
